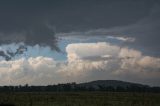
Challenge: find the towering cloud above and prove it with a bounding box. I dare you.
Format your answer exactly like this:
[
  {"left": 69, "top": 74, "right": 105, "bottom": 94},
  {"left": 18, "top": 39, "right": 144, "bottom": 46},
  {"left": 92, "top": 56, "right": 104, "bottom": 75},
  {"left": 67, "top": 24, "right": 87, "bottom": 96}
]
[
  {"left": 0, "top": 42, "right": 159, "bottom": 86},
  {"left": 63, "top": 42, "right": 160, "bottom": 85}
]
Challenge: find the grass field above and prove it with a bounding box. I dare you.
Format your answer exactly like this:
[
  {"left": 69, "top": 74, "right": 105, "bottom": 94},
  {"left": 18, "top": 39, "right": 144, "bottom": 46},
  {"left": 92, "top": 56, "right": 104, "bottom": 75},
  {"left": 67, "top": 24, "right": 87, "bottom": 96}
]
[{"left": 0, "top": 92, "right": 160, "bottom": 106}]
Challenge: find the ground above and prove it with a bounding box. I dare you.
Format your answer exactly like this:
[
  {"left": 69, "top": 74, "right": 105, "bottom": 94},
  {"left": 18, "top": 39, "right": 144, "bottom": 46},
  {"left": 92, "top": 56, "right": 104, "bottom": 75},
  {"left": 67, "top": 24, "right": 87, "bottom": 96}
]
[{"left": 0, "top": 92, "right": 160, "bottom": 106}]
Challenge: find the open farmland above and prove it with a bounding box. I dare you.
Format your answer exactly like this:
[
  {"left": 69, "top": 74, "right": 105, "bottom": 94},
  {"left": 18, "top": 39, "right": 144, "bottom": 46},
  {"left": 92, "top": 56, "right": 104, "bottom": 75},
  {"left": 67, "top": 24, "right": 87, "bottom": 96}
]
[{"left": 0, "top": 92, "right": 160, "bottom": 106}]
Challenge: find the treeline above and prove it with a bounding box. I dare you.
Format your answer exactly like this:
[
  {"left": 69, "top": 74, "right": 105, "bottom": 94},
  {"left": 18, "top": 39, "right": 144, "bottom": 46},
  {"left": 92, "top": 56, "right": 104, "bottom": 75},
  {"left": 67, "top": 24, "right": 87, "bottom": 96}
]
[{"left": 0, "top": 83, "right": 160, "bottom": 93}]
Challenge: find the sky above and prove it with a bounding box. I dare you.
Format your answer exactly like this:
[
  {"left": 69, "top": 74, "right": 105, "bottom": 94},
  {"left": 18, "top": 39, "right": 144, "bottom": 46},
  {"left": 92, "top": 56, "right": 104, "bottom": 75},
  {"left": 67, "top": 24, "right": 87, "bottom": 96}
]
[{"left": 0, "top": 0, "right": 160, "bottom": 86}]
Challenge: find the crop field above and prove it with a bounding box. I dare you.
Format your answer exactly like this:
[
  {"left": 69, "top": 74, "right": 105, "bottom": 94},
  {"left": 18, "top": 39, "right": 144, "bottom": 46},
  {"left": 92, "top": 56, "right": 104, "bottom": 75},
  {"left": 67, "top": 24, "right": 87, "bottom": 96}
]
[{"left": 0, "top": 92, "right": 160, "bottom": 106}]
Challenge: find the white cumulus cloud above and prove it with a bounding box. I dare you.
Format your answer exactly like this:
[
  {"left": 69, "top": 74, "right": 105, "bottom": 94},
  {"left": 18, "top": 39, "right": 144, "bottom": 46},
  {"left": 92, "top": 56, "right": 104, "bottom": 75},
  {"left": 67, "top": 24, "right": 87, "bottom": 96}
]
[{"left": 0, "top": 42, "right": 160, "bottom": 86}]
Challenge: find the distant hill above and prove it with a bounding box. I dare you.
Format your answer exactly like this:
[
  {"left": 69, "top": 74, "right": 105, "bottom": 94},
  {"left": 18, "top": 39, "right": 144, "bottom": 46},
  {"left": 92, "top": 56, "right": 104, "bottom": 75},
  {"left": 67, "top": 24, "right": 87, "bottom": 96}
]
[
  {"left": 0, "top": 80, "right": 159, "bottom": 92},
  {"left": 79, "top": 80, "right": 149, "bottom": 90}
]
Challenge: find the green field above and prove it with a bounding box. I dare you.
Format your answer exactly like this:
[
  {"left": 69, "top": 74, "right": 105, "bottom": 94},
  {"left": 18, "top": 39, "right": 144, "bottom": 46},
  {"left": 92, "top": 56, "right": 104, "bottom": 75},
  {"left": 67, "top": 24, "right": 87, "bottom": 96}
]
[{"left": 0, "top": 92, "right": 160, "bottom": 106}]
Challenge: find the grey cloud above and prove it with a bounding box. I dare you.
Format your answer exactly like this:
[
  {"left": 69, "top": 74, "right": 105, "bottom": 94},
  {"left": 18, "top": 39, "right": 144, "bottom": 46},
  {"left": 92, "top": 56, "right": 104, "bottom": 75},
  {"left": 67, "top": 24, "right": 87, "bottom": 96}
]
[
  {"left": 57, "top": 3, "right": 160, "bottom": 56},
  {"left": 0, "top": 1, "right": 59, "bottom": 51},
  {"left": 0, "top": 0, "right": 157, "bottom": 50},
  {"left": 81, "top": 55, "right": 112, "bottom": 61},
  {"left": 0, "top": 24, "right": 59, "bottom": 51},
  {"left": 0, "top": 45, "right": 27, "bottom": 61},
  {"left": 0, "top": 51, "right": 11, "bottom": 61},
  {"left": 0, "top": 0, "right": 159, "bottom": 58}
]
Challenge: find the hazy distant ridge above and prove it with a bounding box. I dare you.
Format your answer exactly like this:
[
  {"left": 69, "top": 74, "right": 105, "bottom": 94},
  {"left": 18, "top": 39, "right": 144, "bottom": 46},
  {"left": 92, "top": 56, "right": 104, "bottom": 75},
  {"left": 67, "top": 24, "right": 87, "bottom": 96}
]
[
  {"left": 0, "top": 80, "right": 159, "bottom": 92},
  {"left": 79, "top": 80, "right": 149, "bottom": 89}
]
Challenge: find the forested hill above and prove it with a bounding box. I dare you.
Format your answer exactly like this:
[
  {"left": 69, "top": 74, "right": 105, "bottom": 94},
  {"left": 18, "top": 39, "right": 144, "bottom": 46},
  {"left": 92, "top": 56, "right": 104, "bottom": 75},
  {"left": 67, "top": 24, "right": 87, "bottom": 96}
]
[{"left": 0, "top": 80, "right": 160, "bottom": 93}]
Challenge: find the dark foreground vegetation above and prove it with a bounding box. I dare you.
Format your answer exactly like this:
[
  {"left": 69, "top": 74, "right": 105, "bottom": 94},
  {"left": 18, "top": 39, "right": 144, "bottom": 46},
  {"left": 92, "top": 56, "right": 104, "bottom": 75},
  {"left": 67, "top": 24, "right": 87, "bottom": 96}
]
[
  {"left": 0, "top": 92, "right": 160, "bottom": 106},
  {"left": 0, "top": 80, "right": 160, "bottom": 106}
]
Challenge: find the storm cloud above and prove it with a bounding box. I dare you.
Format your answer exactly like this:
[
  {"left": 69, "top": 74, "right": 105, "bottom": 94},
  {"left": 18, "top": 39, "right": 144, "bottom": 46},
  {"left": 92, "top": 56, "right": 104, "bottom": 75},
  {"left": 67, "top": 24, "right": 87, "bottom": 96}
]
[
  {"left": 56, "top": 0, "right": 160, "bottom": 56},
  {"left": 0, "top": 0, "right": 159, "bottom": 50},
  {"left": 0, "top": 0, "right": 160, "bottom": 85}
]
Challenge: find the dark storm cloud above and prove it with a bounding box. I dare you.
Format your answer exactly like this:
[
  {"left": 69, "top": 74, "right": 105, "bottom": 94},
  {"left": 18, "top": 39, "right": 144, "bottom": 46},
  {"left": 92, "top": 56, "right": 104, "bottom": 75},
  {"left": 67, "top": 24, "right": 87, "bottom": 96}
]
[
  {"left": 56, "top": 0, "right": 160, "bottom": 56},
  {"left": 0, "top": 0, "right": 159, "bottom": 54},
  {"left": 58, "top": 5, "right": 160, "bottom": 56},
  {"left": 0, "top": 0, "right": 60, "bottom": 50}
]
